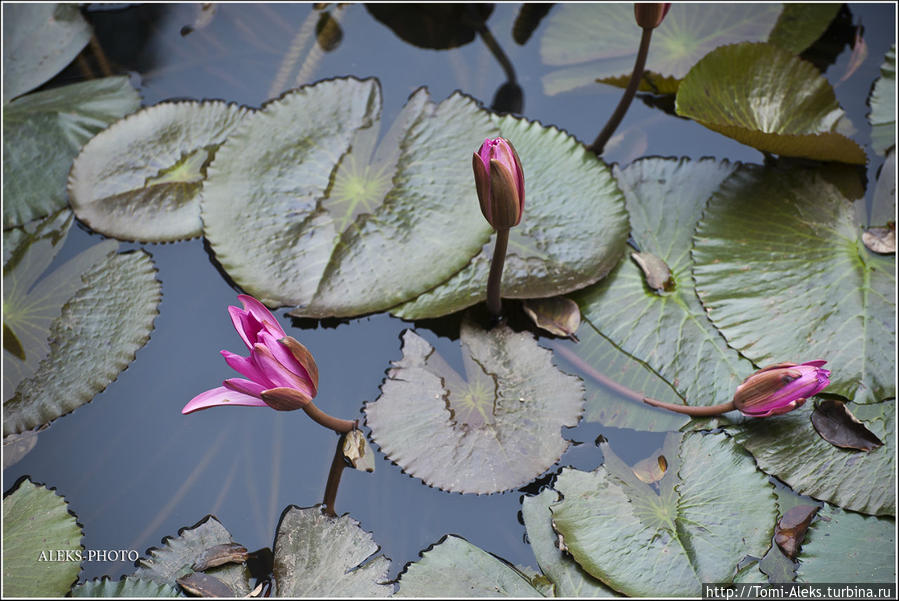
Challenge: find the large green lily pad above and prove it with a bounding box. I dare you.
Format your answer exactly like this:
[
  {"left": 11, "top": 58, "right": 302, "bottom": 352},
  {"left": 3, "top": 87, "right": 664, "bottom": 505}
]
[
  {"left": 550, "top": 432, "right": 776, "bottom": 596},
  {"left": 391, "top": 113, "right": 628, "bottom": 320},
  {"left": 693, "top": 166, "right": 895, "bottom": 404},
  {"left": 730, "top": 400, "right": 895, "bottom": 517},
  {"left": 4, "top": 247, "right": 161, "bottom": 436},
  {"left": 365, "top": 317, "right": 583, "bottom": 494},
  {"left": 3, "top": 76, "right": 141, "bottom": 228},
  {"left": 71, "top": 576, "right": 180, "bottom": 597},
  {"left": 273, "top": 505, "right": 392, "bottom": 597},
  {"left": 676, "top": 42, "right": 865, "bottom": 164},
  {"left": 68, "top": 100, "right": 249, "bottom": 242},
  {"left": 2, "top": 478, "right": 83, "bottom": 597},
  {"left": 869, "top": 44, "right": 895, "bottom": 156},
  {"left": 575, "top": 157, "right": 757, "bottom": 411},
  {"left": 396, "top": 535, "right": 542, "bottom": 597}
]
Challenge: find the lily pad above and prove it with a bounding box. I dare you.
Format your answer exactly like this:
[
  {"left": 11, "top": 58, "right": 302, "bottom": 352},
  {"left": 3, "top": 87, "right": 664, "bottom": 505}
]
[
  {"left": 272, "top": 505, "right": 391, "bottom": 597},
  {"left": 3, "top": 76, "right": 141, "bottom": 228},
  {"left": 871, "top": 148, "right": 895, "bottom": 226},
  {"left": 2, "top": 3, "right": 90, "bottom": 101},
  {"left": 133, "top": 515, "right": 251, "bottom": 596},
  {"left": 675, "top": 42, "right": 865, "bottom": 164},
  {"left": 550, "top": 432, "right": 776, "bottom": 596},
  {"left": 575, "top": 157, "right": 757, "bottom": 411},
  {"left": 71, "top": 576, "right": 180, "bottom": 597},
  {"left": 692, "top": 166, "right": 895, "bottom": 404},
  {"left": 766, "top": 4, "right": 842, "bottom": 55},
  {"left": 868, "top": 44, "right": 895, "bottom": 155},
  {"left": 391, "top": 113, "right": 628, "bottom": 320},
  {"left": 396, "top": 535, "right": 542, "bottom": 597},
  {"left": 2, "top": 479, "right": 83, "bottom": 597},
  {"left": 3, "top": 247, "right": 161, "bottom": 436},
  {"left": 68, "top": 100, "right": 249, "bottom": 242},
  {"left": 796, "top": 504, "right": 895, "bottom": 582},
  {"left": 365, "top": 317, "right": 583, "bottom": 494},
  {"left": 729, "top": 400, "right": 895, "bottom": 516}
]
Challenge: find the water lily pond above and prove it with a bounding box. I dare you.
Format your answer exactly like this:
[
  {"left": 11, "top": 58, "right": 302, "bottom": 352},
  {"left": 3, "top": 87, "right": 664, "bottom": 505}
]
[{"left": 2, "top": 2, "right": 896, "bottom": 597}]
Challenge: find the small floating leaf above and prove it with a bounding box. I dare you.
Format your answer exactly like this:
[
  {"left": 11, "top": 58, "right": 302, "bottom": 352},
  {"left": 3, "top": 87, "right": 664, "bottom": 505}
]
[
  {"left": 774, "top": 505, "right": 819, "bottom": 559},
  {"left": 343, "top": 429, "right": 375, "bottom": 473},
  {"left": 811, "top": 400, "right": 884, "bottom": 452},
  {"left": 868, "top": 45, "right": 895, "bottom": 155},
  {"left": 176, "top": 572, "right": 234, "bottom": 597},
  {"left": 630, "top": 251, "right": 673, "bottom": 293},
  {"left": 631, "top": 450, "right": 667, "bottom": 484},
  {"left": 862, "top": 223, "right": 896, "bottom": 254},
  {"left": 71, "top": 576, "right": 180, "bottom": 597},
  {"left": 522, "top": 296, "right": 581, "bottom": 339},
  {"left": 191, "top": 543, "right": 248, "bottom": 572}
]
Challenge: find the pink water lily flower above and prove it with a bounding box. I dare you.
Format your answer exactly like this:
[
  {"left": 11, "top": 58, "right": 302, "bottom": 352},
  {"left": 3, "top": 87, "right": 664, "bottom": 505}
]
[
  {"left": 732, "top": 360, "right": 831, "bottom": 417},
  {"left": 182, "top": 295, "right": 318, "bottom": 414}
]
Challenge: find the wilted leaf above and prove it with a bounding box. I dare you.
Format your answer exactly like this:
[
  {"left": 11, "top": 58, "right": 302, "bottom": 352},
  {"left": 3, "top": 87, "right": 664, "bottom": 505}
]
[
  {"left": 630, "top": 251, "right": 673, "bottom": 293},
  {"left": 191, "top": 543, "right": 248, "bottom": 571},
  {"left": 811, "top": 400, "right": 884, "bottom": 452},
  {"left": 343, "top": 429, "right": 375, "bottom": 473},
  {"left": 862, "top": 223, "right": 895, "bottom": 254},
  {"left": 774, "top": 505, "right": 819, "bottom": 559},
  {"left": 522, "top": 296, "right": 581, "bottom": 339},
  {"left": 71, "top": 576, "right": 180, "bottom": 597},
  {"left": 631, "top": 451, "right": 667, "bottom": 484},
  {"left": 176, "top": 572, "right": 234, "bottom": 597}
]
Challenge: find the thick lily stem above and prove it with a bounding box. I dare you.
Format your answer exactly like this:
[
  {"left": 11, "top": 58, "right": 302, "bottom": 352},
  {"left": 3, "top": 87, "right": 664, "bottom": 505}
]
[
  {"left": 487, "top": 228, "right": 510, "bottom": 318},
  {"left": 589, "top": 26, "right": 654, "bottom": 155},
  {"left": 303, "top": 402, "right": 356, "bottom": 434},
  {"left": 322, "top": 432, "right": 348, "bottom": 517},
  {"left": 642, "top": 397, "right": 736, "bottom": 417}
]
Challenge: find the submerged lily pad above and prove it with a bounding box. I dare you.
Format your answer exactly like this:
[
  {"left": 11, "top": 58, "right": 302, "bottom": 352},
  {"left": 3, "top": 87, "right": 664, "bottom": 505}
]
[
  {"left": 68, "top": 100, "right": 249, "bottom": 242},
  {"left": 729, "top": 400, "right": 895, "bottom": 516},
  {"left": 365, "top": 317, "right": 583, "bottom": 494},
  {"left": 575, "top": 157, "right": 757, "bottom": 411},
  {"left": 396, "top": 535, "right": 542, "bottom": 597},
  {"left": 676, "top": 43, "right": 865, "bottom": 164},
  {"left": 868, "top": 45, "right": 895, "bottom": 155},
  {"left": 3, "top": 479, "right": 83, "bottom": 597},
  {"left": 3, "top": 76, "right": 141, "bottom": 228},
  {"left": 550, "top": 432, "right": 776, "bottom": 596},
  {"left": 273, "top": 505, "right": 391, "bottom": 597},
  {"left": 71, "top": 576, "right": 180, "bottom": 597},
  {"left": 693, "top": 166, "right": 895, "bottom": 404}
]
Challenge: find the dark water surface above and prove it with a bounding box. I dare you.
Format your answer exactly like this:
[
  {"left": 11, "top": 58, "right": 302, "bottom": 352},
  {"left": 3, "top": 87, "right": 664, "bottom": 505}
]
[{"left": 4, "top": 2, "right": 895, "bottom": 583}]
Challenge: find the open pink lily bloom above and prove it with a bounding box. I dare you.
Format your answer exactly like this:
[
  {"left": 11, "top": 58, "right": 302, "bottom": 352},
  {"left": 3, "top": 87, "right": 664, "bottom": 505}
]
[
  {"left": 733, "top": 360, "right": 831, "bottom": 417},
  {"left": 182, "top": 295, "right": 319, "bottom": 414}
]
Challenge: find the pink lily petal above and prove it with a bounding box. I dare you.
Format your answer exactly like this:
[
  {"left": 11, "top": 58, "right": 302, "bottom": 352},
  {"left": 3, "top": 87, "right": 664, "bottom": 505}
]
[
  {"left": 224, "top": 378, "right": 268, "bottom": 397},
  {"left": 253, "top": 343, "right": 316, "bottom": 398},
  {"left": 238, "top": 294, "right": 286, "bottom": 339},
  {"left": 221, "top": 349, "right": 271, "bottom": 383},
  {"left": 258, "top": 331, "right": 309, "bottom": 380},
  {"left": 228, "top": 306, "right": 264, "bottom": 349},
  {"left": 181, "top": 386, "right": 268, "bottom": 414}
]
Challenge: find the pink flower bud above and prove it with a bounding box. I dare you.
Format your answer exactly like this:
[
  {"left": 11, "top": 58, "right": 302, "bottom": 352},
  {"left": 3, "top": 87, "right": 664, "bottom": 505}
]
[
  {"left": 472, "top": 137, "right": 524, "bottom": 229},
  {"left": 733, "top": 360, "right": 831, "bottom": 417},
  {"left": 634, "top": 3, "right": 671, "bottom": 29}
]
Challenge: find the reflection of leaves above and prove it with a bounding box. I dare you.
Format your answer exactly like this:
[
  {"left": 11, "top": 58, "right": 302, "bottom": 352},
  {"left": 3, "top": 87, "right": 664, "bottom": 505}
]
[
  {"left": 811, "top": 400, "right": 884, "bottom": 451},
  {"left": 512, "top": 4, "right": 553, "bottom": 46},
  {"left": 365, "top": 4, "right": 493, "bottom": 49}
]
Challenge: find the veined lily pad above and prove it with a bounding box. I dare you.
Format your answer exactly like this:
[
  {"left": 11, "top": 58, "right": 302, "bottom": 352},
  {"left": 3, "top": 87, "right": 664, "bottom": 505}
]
[
  {"left": 365, "top": 317, "right": 583, "bottom": 494},
  {"left": 391, "top": 113, "right": 628, "bottom": 320},
  {"left": 575, "top": 157, "right": 757, "bottom": 411},
  {"left": 675, "top": 42, "right": 865, "bottom": 164},
  {"left": 2, "top": 3, "right": 90, "bottom": 101},
  {"left": 3, "top": 76, "right": 141, "bottom": 228},
  {"left": 2, "top": 479, "right": 83, "bottom": 597},
  {"left": 3, "top": 247, "right": 161, "bottom": 436},
  {"left": 766, "top": 4, "right": 842, "bottom": 55},
  {"left": 692, "top": 166, "right": 895, "bottom": 404},
  {"left": 396, "top": 535, "right": 542, "bottom": 597},
  {"left": 68, "top": 100, "right": 249, "bottom": 242},
  {"left": 869, "top": 44, "right": 895, "bottom": 155},
  {"left": 71, "top": 576, "right": 180, "bottom": 597},
  {"left": 729, "top": 400, "right": 895, "bottom": 517},
  {"left": 272, "top": 505, "right": 391, "bottom": 597},
  {"left": 550, "top": 432, "right": 776, "bottom": 596}
]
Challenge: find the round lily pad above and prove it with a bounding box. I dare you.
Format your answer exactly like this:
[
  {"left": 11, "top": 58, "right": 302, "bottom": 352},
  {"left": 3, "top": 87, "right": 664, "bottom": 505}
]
[
  {"left": 365, "top": 317, "right": 584, "bottom": 494},
  {"left": 676, "top": 42, "right": 865, "bottom": 164},
  {"left": 68, "top": 100, "right": 249, "bottom": 242},
  {"left": 71, "top": 576, "right": 180, "bottom": 597},
  {"left": 3, "top": 478, "right": 83, "bottom": 597},
  {"left": 868, "top": 44, "right": 895, "bottom": 156},
  {"left": 693, "top": 165, "right": 895, "bottom": 404}
]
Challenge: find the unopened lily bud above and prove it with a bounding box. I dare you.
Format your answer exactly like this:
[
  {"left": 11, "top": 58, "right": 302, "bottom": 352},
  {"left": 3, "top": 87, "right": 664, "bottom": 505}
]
[
  {"left": 733, "top": 360, "right": 831, "bottom": 417},
  {"left": 634, "top": 3, "right": 671, "bottom": 29},
  {"left": 473, "top": 137, "right": 524, "bottom": 230}
]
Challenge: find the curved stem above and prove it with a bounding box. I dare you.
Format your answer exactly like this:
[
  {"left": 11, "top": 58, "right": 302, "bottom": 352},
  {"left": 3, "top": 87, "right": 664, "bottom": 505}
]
[
  {"left": 478, "top": 24, "right": 517, "bottom": 83},
  {"left": 322, "top": 432, "right": 348, "bottom": 517},
  {"left": 487, "top": 228, "right": 510, "bottom": 317},
  {"left": 642, "top": 396, "right": 735, "bottom": 417},
  {"left": 303, "top": 401, "right": 356, "bottom": 433},
  {"left": 588, "top": 26, "right": 654, "bottom": 155}
]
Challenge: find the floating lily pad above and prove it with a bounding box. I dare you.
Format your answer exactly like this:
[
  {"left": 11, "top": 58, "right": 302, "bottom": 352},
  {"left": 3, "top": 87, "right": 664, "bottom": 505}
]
[
  {"left": 796, "top": 504, "right": 895, "bottom": 582},
  {"left": 2, "top": 479, "right": 83, "bottom": 597},
  {"left": 676, "top": 42, "right": 865, "bottom": 164},
  {"left": 871, "top": 148, "right": 895, "bottom": 226},
  {"left": 133, "top": 515, "right": 251, "bottom": 596},
  {"left": 766, "top": 4, "right": 842, "bottom": 55},
  {"left": 71, "top": 576, "right": 180, "bottom": 597},
  {"left": 365, "top": 317, "right": 583, "bottom": 494},
  {"left": 575, "top": 157, "right": 757, "bottom": 411},
  {"left": 68, "top": 100, "right": 248, "bottom": 242},
  {"left": 396, "top": 535, "right": 542, "bottom": 597},
  {"left": 392, "top": 113, "right": 628, "bottom": 319},
  {"left": 693, "top": 166, "right": 895, "bottom": 404},
  {"left": 3, "top": 76, "right": 141, "bottom": 228},
  {"left": 868, "top": 45, "right": 895, "bottom": 155},
  {"left": 273, "top": 505, "right": 391, "bottom": 597},
  {"left": 2, "top": 3, "right": 90, "bottom": 101},
  {"left": 550, "top": 432, "right": 776, "bottom": 596},
  {"left": 520, "top": 489, "right": 617, "bottom": 597},
  {"left": 729, "top": 400, "right": 895, "bottom": 516},
  {"left": 4, "top": 247, "right": 161, "bottom": 436}
]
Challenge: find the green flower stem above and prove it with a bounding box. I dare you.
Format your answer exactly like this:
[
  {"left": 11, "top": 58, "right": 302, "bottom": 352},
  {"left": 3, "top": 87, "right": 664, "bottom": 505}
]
[
  {"left": 589, "top": 26, "right": 654, "bottom": 155},
  {"left": 303, "top": 401, "right": 356, "bottom": 434},
  {"left": 642, "top": 396, "right": 735, "bottom": 416},
  {"left": 322, "top": 431, "right": 348, "bottom": 517},
  {"left": 487, "top": 228, "right": 510, "bottom": 317}
]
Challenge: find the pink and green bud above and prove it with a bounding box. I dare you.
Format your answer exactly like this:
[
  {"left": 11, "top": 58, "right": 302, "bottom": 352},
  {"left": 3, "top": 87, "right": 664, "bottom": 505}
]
[
  {"left": 472, "top": 137, "right": 524, "bottom": 230},
  {"left": 634, "top": 3, "right": 671, "bottom": 30},
  {"left": 733, "top": 360, "right": 831, "bottom": 417}
]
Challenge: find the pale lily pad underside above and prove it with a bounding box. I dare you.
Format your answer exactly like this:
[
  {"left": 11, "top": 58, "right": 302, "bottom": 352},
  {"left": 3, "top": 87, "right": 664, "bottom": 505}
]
[
  {"left": 868, "top": 44, "right": 896, "bottom": 156},
  {"left": 365, "top": 318, "right": 584, "bottom": 494},
  {"left": 730, "top": 400, "right": 895, "bottom": 517},
  {"left": 676, "top": 42, "right": 865, "bottom": 164},
  {"left": 68, "top": 100, "right": 249, "bottom": 242},
  {"left": 273, "top": 506, "right": 391, "bottom": 597},
  {"left": 575, "top": 157, "right": 757, "bottom": 410},
  {"left": 693, "top": 166, "right": 895, "bottom": 405},
  {"left": 550, "top": 432, "right": 776, "bottom": 597}
]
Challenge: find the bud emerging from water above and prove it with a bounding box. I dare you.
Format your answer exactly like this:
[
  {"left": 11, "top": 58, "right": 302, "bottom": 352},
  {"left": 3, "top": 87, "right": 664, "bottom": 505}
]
[
  {"left": 733, "top": 360, "right": 831, "bottom": 417},
  {"left": 473, "top": 137, "right": 524, "bottom": 230},
  {"left": 634, "top": 3, "right": 671, "bottom": 29}
]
